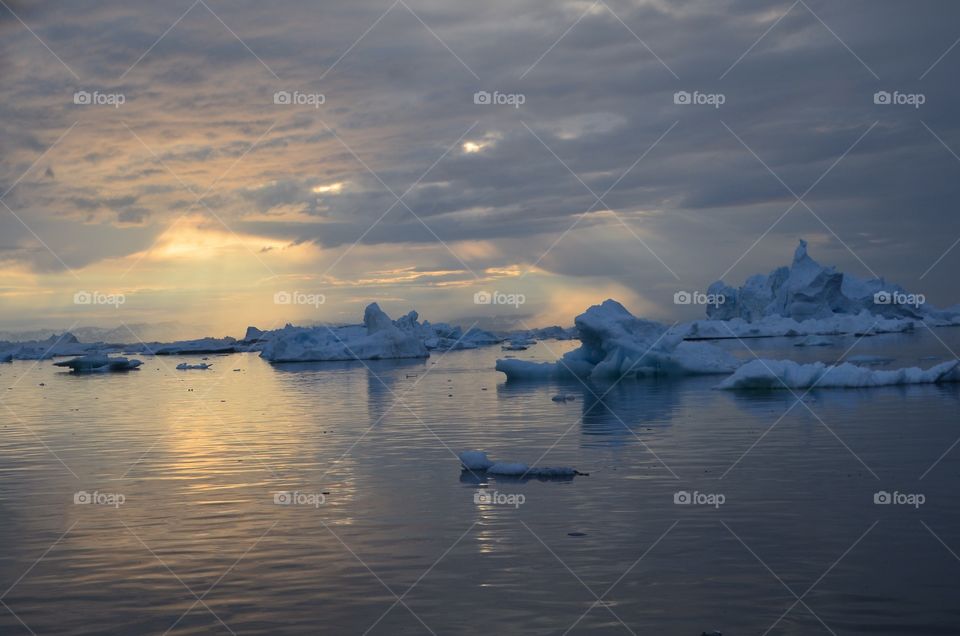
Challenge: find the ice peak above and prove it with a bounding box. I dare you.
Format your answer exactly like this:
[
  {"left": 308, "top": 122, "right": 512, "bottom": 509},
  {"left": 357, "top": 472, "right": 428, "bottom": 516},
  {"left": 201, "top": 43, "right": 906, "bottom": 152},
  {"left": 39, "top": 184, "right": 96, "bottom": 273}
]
[
  {"left": 792, "top": 238, "right": 809, "bottom": 266},
  {"left": 363, "top": 302, "right": 393, "bottom": 333}
]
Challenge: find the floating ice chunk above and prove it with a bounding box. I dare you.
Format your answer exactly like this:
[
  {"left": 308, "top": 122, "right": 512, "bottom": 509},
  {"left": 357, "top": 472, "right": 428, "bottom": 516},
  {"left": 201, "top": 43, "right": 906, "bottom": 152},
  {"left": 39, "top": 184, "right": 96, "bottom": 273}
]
[
  {"left": 54, "top": 354, "right": 142, "bottom": 372},
  {"left": 498, "top": 300, "right": 738, "bottom": 381},
  {"left": 176, "top": 362, "right": 212, "bottom": 370},
  {"left": 459, "top": 450, "right": 583, "bottom": 477},
  {"left": 716, "top": 358, "right": 960, "bottom": 390},
  {"left": 459, "top": 450, "right": 494, "bottom": 471}
]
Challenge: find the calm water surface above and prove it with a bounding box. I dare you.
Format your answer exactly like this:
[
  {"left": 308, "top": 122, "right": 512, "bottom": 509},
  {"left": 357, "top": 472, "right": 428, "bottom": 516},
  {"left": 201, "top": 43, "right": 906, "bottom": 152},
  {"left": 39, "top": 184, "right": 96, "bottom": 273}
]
[{"left": 1, "top": 329, "right": 959, "bottom": 635}]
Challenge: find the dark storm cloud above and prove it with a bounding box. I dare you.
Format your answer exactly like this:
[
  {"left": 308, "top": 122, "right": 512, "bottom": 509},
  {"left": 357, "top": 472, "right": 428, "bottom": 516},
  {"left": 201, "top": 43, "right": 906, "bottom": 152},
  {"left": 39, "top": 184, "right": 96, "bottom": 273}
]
[{"left": 2, "top": 0, "right": 960, "bottom": 306}]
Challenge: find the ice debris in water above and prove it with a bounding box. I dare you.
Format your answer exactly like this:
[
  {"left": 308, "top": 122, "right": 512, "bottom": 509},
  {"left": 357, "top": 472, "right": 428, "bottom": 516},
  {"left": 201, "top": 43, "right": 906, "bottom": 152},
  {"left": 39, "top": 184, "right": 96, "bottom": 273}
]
[
  {"left": 716, "top": 358, "right": 960, "bottom": 390},
  {"left": 458, "top": 450, "right": 584, "bottom": 476},
  {"left": 53, "top": 354, "right": 142, "bottom": 372},
  {"left": 176, "top": 362, "right": 212, "bottom": 370}
]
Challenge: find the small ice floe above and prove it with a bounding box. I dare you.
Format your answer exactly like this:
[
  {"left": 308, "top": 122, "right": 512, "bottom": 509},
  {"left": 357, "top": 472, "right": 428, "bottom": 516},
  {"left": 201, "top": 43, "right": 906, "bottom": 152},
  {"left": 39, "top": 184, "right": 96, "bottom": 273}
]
[
  {"left": 551, "top": 394, "right": 576, "bottom": 402},
  {"left": 176, "top": 362, "right": 212, "bottom": 370},
  {"left": 54, "top": 354, "right": 142, "bottom": 372},
  {"left": 458, "top": 450, "right": 586, "bottom": 478},
  {"left": 717, "top": 358, "right": 960, "bottom": 390}
]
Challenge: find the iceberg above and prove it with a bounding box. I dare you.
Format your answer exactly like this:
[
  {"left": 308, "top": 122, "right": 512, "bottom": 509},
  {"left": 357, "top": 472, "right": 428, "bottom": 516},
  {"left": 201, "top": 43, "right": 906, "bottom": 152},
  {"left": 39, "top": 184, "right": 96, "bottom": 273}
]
[
  {"left": 260, "top": 303, "right": 429, "bottom": 363},
  {"left": 716, "top": 358, "right": 960, "bottom": 390},
  {"left": 53, "top": 354, "right": 142, "bottom": 372},
  {"left": 496, "top": 300, "right": 739, "bottom": 381},
  {"left": 458, "top": 450, "right": 582, "bottom": 477},
  {"left": 705, "top": 239, "right": 960, "bottom": 327}
]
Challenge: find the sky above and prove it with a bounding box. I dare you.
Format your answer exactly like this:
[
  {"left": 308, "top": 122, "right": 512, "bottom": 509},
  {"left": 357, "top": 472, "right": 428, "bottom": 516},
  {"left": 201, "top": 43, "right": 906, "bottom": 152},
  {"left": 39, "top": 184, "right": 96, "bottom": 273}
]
[{"left": 1, "top": 0, "right": 960, "bottom": 339}]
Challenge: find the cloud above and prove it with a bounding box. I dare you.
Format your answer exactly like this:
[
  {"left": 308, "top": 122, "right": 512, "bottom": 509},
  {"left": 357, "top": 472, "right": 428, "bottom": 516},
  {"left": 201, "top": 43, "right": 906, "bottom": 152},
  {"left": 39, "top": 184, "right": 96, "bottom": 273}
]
[{"left": 1, "top": 0, "right": 960, "bottom": 332}]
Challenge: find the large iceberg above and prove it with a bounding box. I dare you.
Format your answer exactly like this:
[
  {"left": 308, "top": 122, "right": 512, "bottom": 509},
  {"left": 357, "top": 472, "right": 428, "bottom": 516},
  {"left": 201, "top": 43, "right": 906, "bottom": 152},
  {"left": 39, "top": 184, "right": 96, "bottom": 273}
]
[
  {"left": 705, "top": 239, "right": 959, "bottom": 326},
  {"left": 260, "top": 303, "right": 429, "bottom": 362},
  {"left": 496, "top": 299, "right": 738, "bottom": 381},
  {"left": 717, "top": 358, "right": 960, "bottom": 390}
]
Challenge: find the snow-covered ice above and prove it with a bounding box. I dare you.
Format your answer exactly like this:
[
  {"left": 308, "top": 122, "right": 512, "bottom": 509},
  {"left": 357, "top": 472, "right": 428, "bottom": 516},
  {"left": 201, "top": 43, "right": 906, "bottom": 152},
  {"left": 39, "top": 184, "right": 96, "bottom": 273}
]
[
  {"left": 716, "top": 358, "right": 960, "bottom": 390},
  {"left": 497, "top": 300, "right": 739, "bottom": 381}
]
